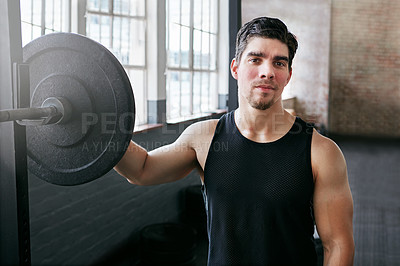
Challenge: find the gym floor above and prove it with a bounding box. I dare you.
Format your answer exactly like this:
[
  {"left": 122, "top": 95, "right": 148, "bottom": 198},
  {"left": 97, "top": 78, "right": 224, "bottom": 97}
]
[{"left": 95, "top": 136, "right": 400, "bottom": 266}]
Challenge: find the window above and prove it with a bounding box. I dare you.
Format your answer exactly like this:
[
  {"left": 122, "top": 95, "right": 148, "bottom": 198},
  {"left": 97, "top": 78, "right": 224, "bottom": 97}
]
[
  {"left": 20, "top": 0, "right": 71, "bottom": 46},
  {"left": 86, "top": 0, "right": 147, "bottom": 125},
  {"left": 20, "top": 0, "right": 227, "bottom": 127},
  {"left": 166, "top": 0, "right": 219, "bottom": 121}
]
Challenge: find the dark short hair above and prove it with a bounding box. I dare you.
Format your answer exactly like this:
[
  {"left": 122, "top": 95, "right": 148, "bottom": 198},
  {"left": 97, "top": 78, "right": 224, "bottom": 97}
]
[{"left": 235, "top": 17, "right": 298, "bottom": 70}]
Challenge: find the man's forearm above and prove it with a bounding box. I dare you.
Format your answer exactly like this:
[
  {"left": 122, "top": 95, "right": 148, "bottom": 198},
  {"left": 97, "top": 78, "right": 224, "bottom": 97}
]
[{"left": 323, "top": 241, "right": 354, "bottom": 266}]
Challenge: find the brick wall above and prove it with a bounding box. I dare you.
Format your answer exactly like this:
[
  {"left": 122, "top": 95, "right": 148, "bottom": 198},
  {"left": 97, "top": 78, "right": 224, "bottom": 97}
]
[
  {"left": 329, "top": 0, "right": 400, "bottom": 137},
  {"left": 27, "top": 117, "right": 218, "bottom": 265}
]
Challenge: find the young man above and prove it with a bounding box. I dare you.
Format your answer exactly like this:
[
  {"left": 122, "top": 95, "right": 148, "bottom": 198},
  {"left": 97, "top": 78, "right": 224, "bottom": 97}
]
[{"left": 115, "top": 17, "right": 354, "bottom": 265}]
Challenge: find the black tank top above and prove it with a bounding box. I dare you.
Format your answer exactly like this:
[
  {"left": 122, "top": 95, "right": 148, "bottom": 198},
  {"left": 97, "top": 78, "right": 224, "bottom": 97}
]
[{"left": 202, "top": 111, "right": 317, "bottom": 266}]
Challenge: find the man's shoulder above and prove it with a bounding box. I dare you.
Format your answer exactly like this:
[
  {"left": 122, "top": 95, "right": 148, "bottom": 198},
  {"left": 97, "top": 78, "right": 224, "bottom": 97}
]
[
  {"left": 311, "top": 130, "right": 342, "bottom": 156},
  {"left": 180, "top": 119, "right": 220, "bottom": 169},
  {"left": 183, "top": 119, "right": 220, "bottom": 138},
  {"left": 311, "top": 130, "right": 347, "bottom": 181}
]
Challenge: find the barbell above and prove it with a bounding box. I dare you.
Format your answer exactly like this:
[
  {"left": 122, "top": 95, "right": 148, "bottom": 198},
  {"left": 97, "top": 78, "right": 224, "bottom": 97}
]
[{"left": 1, "top": 32, "right": 136, "bottom": 186}]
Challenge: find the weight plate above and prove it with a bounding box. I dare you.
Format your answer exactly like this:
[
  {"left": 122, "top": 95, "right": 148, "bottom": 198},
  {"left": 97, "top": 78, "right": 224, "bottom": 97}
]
[{"left": 23, "top": 33, "right": 135, "bottom": 186}]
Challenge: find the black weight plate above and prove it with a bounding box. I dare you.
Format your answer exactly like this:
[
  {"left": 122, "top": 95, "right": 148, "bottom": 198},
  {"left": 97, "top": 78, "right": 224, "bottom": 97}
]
[{"left": 23, "top": 33, "right": 135, "bottom": 186}]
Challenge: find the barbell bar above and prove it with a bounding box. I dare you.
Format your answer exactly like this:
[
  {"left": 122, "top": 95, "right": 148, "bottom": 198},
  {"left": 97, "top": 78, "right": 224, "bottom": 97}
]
[
  {"left": 0, "top": 97, "right": 72, "bottom": 126},
  {"left": 0, "top": 106, "right": 57, "bottom": 122}
]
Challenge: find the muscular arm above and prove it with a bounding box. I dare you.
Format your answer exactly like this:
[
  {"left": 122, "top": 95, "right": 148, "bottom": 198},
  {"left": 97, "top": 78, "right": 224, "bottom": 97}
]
[
  {"left": 312, "top": 130, "right": 355, "bottom": 265},
  {"left": 114, "top": 123, "right": 200, "bottom": 186}
]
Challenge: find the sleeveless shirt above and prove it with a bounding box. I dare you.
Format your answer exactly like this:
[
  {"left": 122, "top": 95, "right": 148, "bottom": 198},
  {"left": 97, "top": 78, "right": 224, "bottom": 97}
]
[{"left": 202, "top": 111, "right": 317, "bottom": 266}]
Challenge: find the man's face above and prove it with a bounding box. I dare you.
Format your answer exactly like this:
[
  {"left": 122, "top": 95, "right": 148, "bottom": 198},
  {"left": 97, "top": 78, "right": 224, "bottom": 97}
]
[{"left": 231, "top": 37, "right": 292, "bottom": 110}]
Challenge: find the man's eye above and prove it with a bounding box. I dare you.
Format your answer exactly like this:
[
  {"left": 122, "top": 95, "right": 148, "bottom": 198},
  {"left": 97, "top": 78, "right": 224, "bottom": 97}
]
[
  {"left": 249, "top": 58, "right": 260, "bottom": 63},
  {"left": 275, "top": 62, "right": 286, "bottom": 67}
]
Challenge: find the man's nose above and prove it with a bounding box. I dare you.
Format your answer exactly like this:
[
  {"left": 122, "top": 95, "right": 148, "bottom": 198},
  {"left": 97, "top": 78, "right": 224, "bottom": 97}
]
[{"left": 259, "top": 62, "right": 275, "bottom": 79}]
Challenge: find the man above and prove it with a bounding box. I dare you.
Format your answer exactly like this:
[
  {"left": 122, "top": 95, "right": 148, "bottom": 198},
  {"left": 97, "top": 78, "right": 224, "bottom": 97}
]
[{"left": 115, "top": 17, "right": 354, "bottom": 265}]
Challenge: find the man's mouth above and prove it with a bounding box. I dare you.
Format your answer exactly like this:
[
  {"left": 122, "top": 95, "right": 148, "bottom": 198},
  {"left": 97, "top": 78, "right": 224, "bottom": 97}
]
[{"left": 253, "top": 84, "right": 275, "bottom": 92}]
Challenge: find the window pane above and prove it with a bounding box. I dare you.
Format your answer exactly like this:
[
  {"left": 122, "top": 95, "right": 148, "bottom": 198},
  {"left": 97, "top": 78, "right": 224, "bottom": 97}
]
[
  {"left": 201, "top": 33, "right": 210, "bottom": 69},
  {"left": 181, "top": 72, "right": 191, "bottom": 116},
  {"left": 20, "top": 0, "right": 32, "bottom": 24},
  {"left": 88, "top": 0, "right": 100, "bottom": 11},
  {"left": 32, "top": 0, "right": 41, "bottom": 26},
  {"left": 168, "top": 23, "right": 180, "bottom": 67},
  {"left": 32, "top": 25, "right": 41, "bottom": 40},
  {"left": 116, "top": 0, "right": 129, "bottom": 15},
  {"left": 210, "top": 34, "right": 217, "bottom": 70},
  {"left": 181, "top": 0, "right": 190, "bottom": 27},
  {"left": 87, "top": 14, "right": 101, "bottom": 42},
  {"left": 101, "top": 0, "right": 109, "bottom": 12},
  {"left": 130, "top": 0, "right": 145, "bottom": 16},
  {"left": 202, "top": 0, "right": 210, "bottom": 32},
  {"left": 21, "top": 22, "right": 32, "bottom": 46},
  {"left": 113, "top": 0, "right": 121, "bottom": 13},
  {"left": 110, "top": 17, "right": 132, "bottom": 64},
  {"left": 193, "top": 0, "right": 201, "bottom": 30},
  {"left": 193, "top": 72, "right": 201, "bottom": 114},
  {"left": 101, "top": 15, "right": 111, "bottom": 49},
  {"left": 181, "top": 26, "right": 190, "bottom": 68},
  {"left": 210, "top": 72, "right": 217, "bottom": 109},
  {"left": 128, "top": 19, "right": 145, "bottom": 65},
  {"left": 169, "top": 0, "right": 180, "bottom": 24},
  {"left": 54, "top": 0, "right": 62, "bottom": 31},
  {"left": 45, "top": 0, "right": 54, "bottom": 30},
  {"left": 120, "top": 17, "right": 130, "bottom": 64},
  {"left": 128, "top": 69, "right": 146, "bottom": 125},
  {"left": 210, "top": 0, "right": 218, "bottom": 33},
  {"left": 167, "top": 71, "right": 181, "bottom": 119},
  {"left": 201, "top": 72, "right": 210, "bottom": 112},
  {"left": 193, "top": 29, "right": 201, "bottom": 69},
  {"left": 112, "top": 17, "right": 122, "bottom": 58}
]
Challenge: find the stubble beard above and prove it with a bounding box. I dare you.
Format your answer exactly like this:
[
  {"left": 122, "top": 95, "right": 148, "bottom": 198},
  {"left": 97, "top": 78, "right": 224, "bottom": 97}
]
[{"left": 247, "top": 90, "right": 274, "bottom": 110}]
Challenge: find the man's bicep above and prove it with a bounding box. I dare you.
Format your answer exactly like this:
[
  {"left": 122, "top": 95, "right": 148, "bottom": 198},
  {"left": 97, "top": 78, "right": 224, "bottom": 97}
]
[
  {"left": 312, "top": 135, "right": 354, "bottom": 247},
  {"left": 313, "top": 174, "right": 353, "bottom": 243},
  {"left": 138, "top": 127, "right": 200, "bottom": 185},
  {"left": 143, "top": 139, "right": 198, "bottom": 183}
]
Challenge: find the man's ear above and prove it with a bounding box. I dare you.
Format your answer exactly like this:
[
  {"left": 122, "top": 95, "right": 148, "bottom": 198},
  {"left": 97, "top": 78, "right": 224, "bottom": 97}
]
[
  {"left": 230, "top": 58, "right": 238, "bottom": 80},
  {"left": 286, "top": 68, "right": 293, "bottom": 85}
]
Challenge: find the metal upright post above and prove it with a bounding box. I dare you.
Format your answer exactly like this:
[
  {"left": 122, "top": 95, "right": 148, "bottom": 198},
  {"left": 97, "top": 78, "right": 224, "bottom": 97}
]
[
  {"left": 0, "top": 0, "right": 31, "bottom": 265},
  {"left": 228, "top": 0, "right": 241, "bottom": 111}
]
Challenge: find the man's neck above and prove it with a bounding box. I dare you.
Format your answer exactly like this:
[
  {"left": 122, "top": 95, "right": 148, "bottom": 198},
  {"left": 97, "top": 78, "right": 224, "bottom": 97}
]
[{"left": 235, "top": 101, "right": 295, "bottom": 143}]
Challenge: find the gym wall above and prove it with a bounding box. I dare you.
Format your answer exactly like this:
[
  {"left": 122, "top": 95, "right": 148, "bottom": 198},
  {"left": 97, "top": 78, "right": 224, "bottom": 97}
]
[
  {"left": 28, "top": 119, "right": 211, "bottom": 265},
  {"left": 329, "top": 0, "right": 400, "bottom": 137}
]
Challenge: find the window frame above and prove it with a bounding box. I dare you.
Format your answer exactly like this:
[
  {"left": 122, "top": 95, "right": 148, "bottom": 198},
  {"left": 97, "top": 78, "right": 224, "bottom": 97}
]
[
  {"left": 20, "top": 0, "right": 71, "bottom": 46},
  {"left": 165, "top": 0, "right": 220, "bottom": 122},
  {"left": 86, "top": 0, "right": 148, "bottom": 126}
]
